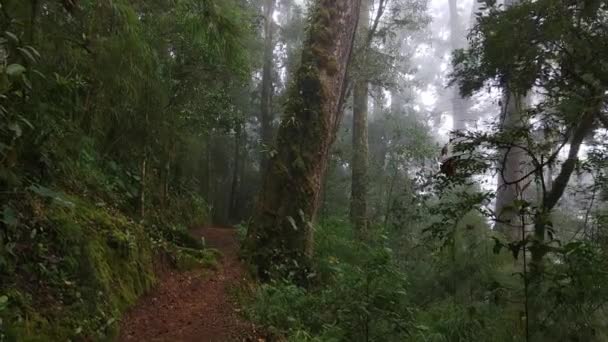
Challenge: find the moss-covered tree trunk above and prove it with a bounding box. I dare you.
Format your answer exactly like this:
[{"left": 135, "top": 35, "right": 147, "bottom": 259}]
[
  {"left": 260, "top": 0, "right": 275, "bottom": 172},
  {"left": 247, "top": 0, "right": 362, "bottom": 282},
  {"left": 351, "top": 0, "right": 370, "bottom": 239}
]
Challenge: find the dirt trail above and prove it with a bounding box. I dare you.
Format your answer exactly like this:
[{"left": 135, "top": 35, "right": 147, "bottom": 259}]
[{"left": 118, "top": 227, "right": 258, "bottom": 342}]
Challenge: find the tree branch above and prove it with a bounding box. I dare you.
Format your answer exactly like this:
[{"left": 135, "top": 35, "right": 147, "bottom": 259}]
[
  {"left": 366, "top": 0, "right": 386, "bottom": 48},
  {"left": 544, "top": 109, "right": 597, "bottom": 211}
]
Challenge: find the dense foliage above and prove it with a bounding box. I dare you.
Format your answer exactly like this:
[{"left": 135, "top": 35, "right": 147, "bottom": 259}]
[
  {"left": 3, "top": 0, "right": 608, "bottom": 341},
  {"left": 0, "top": 0, "right": 251, "bottom": 339},
  {"left": 245, "top": 0, "right": 608, "bottom": 341}
]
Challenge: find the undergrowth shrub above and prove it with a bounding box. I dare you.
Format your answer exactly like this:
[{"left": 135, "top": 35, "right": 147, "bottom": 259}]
[
  {"left": 247, "top": 218, "right": 414, "bottom": 341},
  {"left": 0, "top": 157, "right": 214, "bottom": 340},
  {"left": 0, "top": 193, "right": 155, "bottom": 341},
  {"left": 245, "top": 214, "right": 551, "bottom": 342}
]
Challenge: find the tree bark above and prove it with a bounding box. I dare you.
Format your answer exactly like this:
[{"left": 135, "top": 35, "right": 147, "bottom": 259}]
[
  {"left": 204, "top": 131, "right": 213, "bottom": 219},
  {"left": 530, "top": 105, "right": 599, "bottom": 273},
  {"left": 229, "top": 123, "right": 242, "bottom": 221},
  {"left": 260, "top": 0, "right": 275, "bottom": 172},
  {"left": 493, "top": 0, "right": 531, "bottom": 242},
  {"left": 351, "top": 0, "right": 370, "bottom": 239},
  {"left": 29, "top": 0, "right": 38, "bottom": 43},
  {"left": 390, "top": 27, "right": 409, "bottom": 116},
  {"left": 140, "top": 156, "right": 147, "bottom": 220},
  {"left": 246, "top": 0, "right": 362, "bottom": 282},
  {"left": 448, "top": 0, "right": 471, "bottom": 131},
  {"left": 494, "top": 91, "right": 529, "bottom": 241}
]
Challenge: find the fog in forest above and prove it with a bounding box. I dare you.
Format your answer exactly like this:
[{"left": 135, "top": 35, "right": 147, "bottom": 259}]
[{"left": 2, "top": 0, "right": 608, "bottom": 341}]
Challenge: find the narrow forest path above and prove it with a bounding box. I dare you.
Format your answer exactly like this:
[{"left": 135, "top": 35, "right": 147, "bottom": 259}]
[{"left": 118, "top": 227, "right": 259, "bottom": 342}]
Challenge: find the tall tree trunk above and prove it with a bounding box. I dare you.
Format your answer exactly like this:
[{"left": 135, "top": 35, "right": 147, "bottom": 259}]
[
  {"left": 159, "top": 159, "right": 169, "bottom": 209},
  {"left": 29, "top": 0, "right": 38, "bottom": 43},
  {"left": 468, "top": 0, "right": 482, "bottom": 26},
  {"left": 164, "top": 160, "right": 170, "bottom": 202},
  {"left": 229, "top": 123, "right": 242, "bottom": 221},
  {"left": 493, "top": 0, "right": 531, "bottom": 242},
  {"left": 204, "top": 131, "right": 213, "bottom": 220},
  {"left": 494, "top": 91, "right": 530, "bottom": 241},
  {"left": 351, "top": 0, "right": 371, "bottom": 239},
  {"left": 531, "top": 104, "right": 600, "bottom": 271},
  {"left": 260, "top": 0, "right": 275, "bottom": 172},
  {"left": 390, "top": 26, "right": 409, "bottom": 116},
  {"left": 448, "top": 0, "right": 471, "bottom": 131},
  {"left": 246, "top": 0, "right": 362, "bottom": 282},
  {"left": 140, "top": 155, "right": 147, "bottom": 220},
  {"left": 383, "top": 158, "right": 399, "bottom": 229}
]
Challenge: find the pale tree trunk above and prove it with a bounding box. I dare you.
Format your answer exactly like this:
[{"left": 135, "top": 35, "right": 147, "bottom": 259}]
[
  {"left": 351, "top": 0, "right": 371, "bottom": 239},
  {"left": 468, "top": 0, "right": 482, "bottom": 24},
  {"left": 495, "top": 91, "right": 530, "bottom": 241},
  {"left": 391, "top": 89, "right": 403, "bottom": 115},
  {"left": 260, "top": 0, "right": 275, "bottom": 172},
  {"left": 493, "top": 0, "right": 531, "bottom": 242},
  {"left": 448, "top": 0, "right": 471, "bottom": 131},
  {"left": 371, "top": 86, "right": 386, "bottom": 220},
  {"left": 390, "top": 26, "right": 409, "bottom": 116},
  {"left": 247, "top": 0, "right": 362, "bottom": 282}
]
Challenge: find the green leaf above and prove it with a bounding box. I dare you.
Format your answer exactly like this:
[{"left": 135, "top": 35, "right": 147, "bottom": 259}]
[
  {"left": 6, "top": 64, "right": 26, "bottom": 77},
  {"left": 8, "top": 122, "right": 22, "bottom": 138},
  {"left": 18, "top": 116, "right": 34, "bottom": 129},
  {"left": 31, "top": 69, "right": 46, "bottom": 80},
  {"left": 4, "top": 31, "right": 19, "bottom": 43},
  {"left": 24, "top": 46, "right": 41, "bottom": 60},
  {"left": 21, "top": 74, "right": 32, "bottom": 90},
  {"left": 1, "top": 206, "right": 17, "bottom": 227},
  {"left": 287, "top": 216, "right": 298, "bottom": 231},
  {"left": 17, "top": 47, "right": 36, "bottom": 63},
  {"left": 0, "top": 295, "right": 8, "bottom": 311}
]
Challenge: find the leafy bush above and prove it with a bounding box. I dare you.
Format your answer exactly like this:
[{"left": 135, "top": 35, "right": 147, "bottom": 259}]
[
  {"left": 247, "top": 218, "right": 414, "bottom": 341},
  {"left": 0, "top": 161, "right": 214, "bottom": 341},
  {"left": 0, "top": 193, "right": 155, "bottom": 340}
]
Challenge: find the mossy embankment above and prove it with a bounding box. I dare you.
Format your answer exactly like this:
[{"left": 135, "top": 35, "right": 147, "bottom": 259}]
[{"left": 0, "top": 190, "right": 215, "bottom": 341}]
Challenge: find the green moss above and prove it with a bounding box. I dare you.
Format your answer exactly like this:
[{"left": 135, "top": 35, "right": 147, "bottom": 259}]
[
  {"left": 0, "top": 188, "right": 222, "bottom": 341},
  {"left": 1, "top": 197, "right": 156, "bottom": 341}
]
